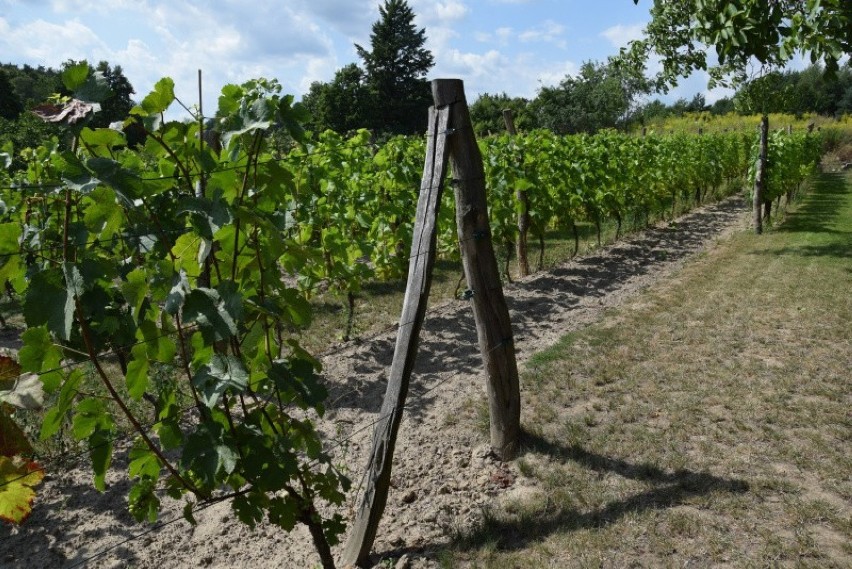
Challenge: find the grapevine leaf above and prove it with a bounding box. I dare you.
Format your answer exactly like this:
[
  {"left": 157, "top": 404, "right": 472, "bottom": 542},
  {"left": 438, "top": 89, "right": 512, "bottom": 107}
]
[
  {"left": 128, "top": 442, "right": 162, "bottom": 480},
  {"left": 125, "top": 343, "right": 149, "bottom": 400},
  {"left": 0, "top": 412, "right": 33, "bottom": 456},
  {"left": 89, "top": 430, "right": 113, "bottom": 492},
  {"left": 40, "top": 368, "right": 84, "bottom": 440},
  {"left": 24, "top": 269, "right": 74, "bottom": 341},
  {"left": 0, "top": 456, "right": 44, "bottom": 524},
  {"left": 71, "top": 398, "right": 112, "bottom": 441},
  {"left": 18, "top": 327, "right": 63, "bottom": 391},
  {"left": 86, "top": 157, "right": 144, "bottom": 200},
  {"left": 61, "top": 61, "right": 90, "bottom": 92},
  {"left": 134, "top": 77, "right": 176, "bottom": 116},
  {"left": 182, "top": 288, "right": 238, "bottom": 343},
  {"left": 155, "top": 420, "right": 183, "bottom": 450},
  {"left": 0, "top": 355, "right": 20, "bottom": 388},
  {"left": 192, "top": 354, "right": 248, "bottom": 408},
  {"left": 233, "top": 492, "right": 265, "bottom": 528},
  {"left": 181, "top": 422, "right": 238, "bottom": 488},
  {"left": 31, "top": 100, "right": 99, "bottom": 125},
  {"left": 128, "top": 478, "right": 160, "bottom": 523},
  {"left": 0, "top": 223, "right": 21, "bottom": 255},
  {"left": 164, "top": 271, "right": 190, "bottom": 315},
  {"left": 121, "top": 269, "right": 149, "bottom": 321}
]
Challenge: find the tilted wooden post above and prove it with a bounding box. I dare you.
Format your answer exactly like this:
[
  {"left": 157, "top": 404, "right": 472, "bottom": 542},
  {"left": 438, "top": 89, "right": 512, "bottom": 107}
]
[
  {"left": 754, "top": 115, "right": 768, "bottom": 235},
  {"left": 440, "top": 80, "right": 521, "bottom": 461},
  {"left": 503, "top": 109, "right": 531, "bottom": 278},
  {"left": 339, "top": 106, "right": 451, "bottom": 567},
  {"left": 340, "top": 79, "right": 520, "bottom": 567}
]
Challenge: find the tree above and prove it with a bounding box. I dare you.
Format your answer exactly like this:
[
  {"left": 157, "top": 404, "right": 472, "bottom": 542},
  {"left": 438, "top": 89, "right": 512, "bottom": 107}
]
[
  {"left": 0, "top": 69, "right": 23, "bottom": 120},
  {"left": 90, "top": 61, "right": 135, "bottom": 127},
  {"left": 626, "top": 0, "right": 852, "bottom": 90},
  {"left": 531, "top": 59, "right": 648, "bottom": 134},
  {"left": 469, "top": 93, "right": 536, "bottom": 137},
  {"left": 625, "top": 0, "right": 852, "bottom": 233},
  {"left": 356, "top": 0, "right": 434, "bottom": 134},
  {"left": 302, "top": 63, "right": 372, "bottom": 133}
]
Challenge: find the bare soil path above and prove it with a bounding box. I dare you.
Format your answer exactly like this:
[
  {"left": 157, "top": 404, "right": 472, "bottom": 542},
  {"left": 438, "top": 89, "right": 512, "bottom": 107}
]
[{"left": 0, "top": 195, "right": 750, "bottom": 569}]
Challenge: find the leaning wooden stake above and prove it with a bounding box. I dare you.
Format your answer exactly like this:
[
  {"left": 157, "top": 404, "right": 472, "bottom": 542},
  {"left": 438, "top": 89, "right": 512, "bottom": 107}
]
[
  {"left": 339, "top": 105, "right": 451, "bottom": 568},
  {"left": 441, "top": 80, "right": 521, "bottom": 461},
  {"left": 503, "top": 109, "right": 531, "bottom": 278},
  {"left": 754, "top": 115, "right": 768, "bottom": 235}
]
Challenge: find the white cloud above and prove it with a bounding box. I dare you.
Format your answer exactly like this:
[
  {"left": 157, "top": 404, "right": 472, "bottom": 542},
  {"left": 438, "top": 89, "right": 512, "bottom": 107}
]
[
  {"left": 601, "top": 23, "right": 645, "bottom": 48},
  {"left": 518, "top": 20, "right": 566, "bottom": 49}
]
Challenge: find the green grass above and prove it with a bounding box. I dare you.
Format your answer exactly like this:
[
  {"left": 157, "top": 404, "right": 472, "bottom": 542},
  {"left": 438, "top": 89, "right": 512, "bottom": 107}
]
[{"left": 438, "top": 172, "right": 852, "bottom": 568}]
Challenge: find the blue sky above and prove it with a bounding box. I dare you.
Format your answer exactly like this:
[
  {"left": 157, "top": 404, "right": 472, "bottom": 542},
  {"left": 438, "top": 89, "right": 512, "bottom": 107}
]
[{"left": 0, "top": 0, "right": 735, "bottom": 118}]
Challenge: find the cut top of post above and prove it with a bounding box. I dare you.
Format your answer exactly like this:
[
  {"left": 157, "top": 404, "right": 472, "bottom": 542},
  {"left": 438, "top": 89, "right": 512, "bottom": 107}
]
[{"left": 432, "top": 79, "right": 466, "bottom": 108}]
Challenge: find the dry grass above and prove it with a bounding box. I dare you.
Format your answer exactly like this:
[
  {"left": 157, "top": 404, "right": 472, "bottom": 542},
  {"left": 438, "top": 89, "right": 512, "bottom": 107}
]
[{"left": 440, "top": 172, "right": 852, "bottom": 568}]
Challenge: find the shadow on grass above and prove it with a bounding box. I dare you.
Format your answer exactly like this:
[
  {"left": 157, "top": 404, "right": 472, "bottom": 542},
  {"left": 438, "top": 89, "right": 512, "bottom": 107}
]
[
  {"left": 446, "top": 431, "right": 749, "bottom": 554},
  {"left": 752, "top": 173, "right": 852, "bottom": 259},
  {"left": 775, "top": 173, "right": 850, "bottom": 233}
]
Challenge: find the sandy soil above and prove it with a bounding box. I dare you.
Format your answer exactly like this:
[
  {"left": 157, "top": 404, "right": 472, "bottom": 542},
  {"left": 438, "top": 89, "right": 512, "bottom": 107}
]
[{"left": 0, "top": 195, "right": 750, "bottom": 569}]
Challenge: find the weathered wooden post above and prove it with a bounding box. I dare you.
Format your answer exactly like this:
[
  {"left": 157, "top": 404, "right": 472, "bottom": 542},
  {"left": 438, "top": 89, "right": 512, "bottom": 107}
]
[
  {"left": 503, "top": 109, "right": 531, "bottom": 278},
  {"left": 754, "top": 115, "right": 768, "bottom": 234},
  {"left": 339, "top": 105, "right": 451, "bottom": 567},
  {"left": 340, "top": 79, "right": 520, "bottom": 568},
  {"left": 441, "top": 80, "right": 521, "bottom": 462}
]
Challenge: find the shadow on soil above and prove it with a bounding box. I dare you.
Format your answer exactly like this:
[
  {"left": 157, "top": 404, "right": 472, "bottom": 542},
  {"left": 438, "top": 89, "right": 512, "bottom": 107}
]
[
  {"left": 326, "top": 195, "right": 748, "bottom": 425},
  {"left": 443, "top": 431, "right": 750, "bottom": 554}
]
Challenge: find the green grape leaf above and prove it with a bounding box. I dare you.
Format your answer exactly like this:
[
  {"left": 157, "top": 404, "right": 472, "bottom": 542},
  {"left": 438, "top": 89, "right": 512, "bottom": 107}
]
[
  {"left": 24, "top": 269, "right": 75, "bottom": 341},
  {"left": 0, "top": 456, "right": 44, "bottom": 524},
  {"left": 128, "top": 478, "right": 160, "bottom": 523},
  {"left": 192, "top": 354, "right": 248, "bottom": 408},
  {"left": 128, "top": 442, "right": 162, "bottom": 480},
  {"left": 125, "top": 343, "right": 149, "bottom": 400},
  {"left": 182, "top": 288, "right": 238, "bottom": 344},
  {"left": 89, "top": 429, "right": 113, "bottom": 492},
  {"left": 134, "top": 77, "right": 175, "bottom": 116},
  {"left": 61, "top": 61, "right": 91, "bottom": 92},
  {"left": 18, "top": 327, "right": 63, "bottom": 391},
  {"left": 71, "top": 398, "right": 113, "bottom": 441},
  {"left": 181, "top": 422, "right": 238, "bottom": 489},
  {"left": 233, "top": 492, "right": 265, "bottom": 528}
]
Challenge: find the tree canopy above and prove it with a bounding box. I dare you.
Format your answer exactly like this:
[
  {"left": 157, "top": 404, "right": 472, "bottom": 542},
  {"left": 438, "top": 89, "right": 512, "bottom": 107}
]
[
  {"left": 625, "top": 0, "right": 852, "bottom": 90},
  {"left": 530, "top": 59, "right": 648, "bottom": 135},
  {"left": 304, "top": 0, "right": 434, "bottom": 135}
]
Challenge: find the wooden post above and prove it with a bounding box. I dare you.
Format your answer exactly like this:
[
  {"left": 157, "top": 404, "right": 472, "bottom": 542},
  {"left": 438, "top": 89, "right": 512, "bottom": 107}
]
[
  {"left": 503, "top": 109, "right": 531, "bottom": 278},
  {"left": 340, "top": 79, "right": 521, "bottom": 567},
  {"left": 754, "top": 115, "right": 768, "bottom": 235},
  {"left": 437, "top": 80, "right": 521, "bottom": 461},
  {"left": 339, "top": 106, "right": 451, "bottom": 568}
]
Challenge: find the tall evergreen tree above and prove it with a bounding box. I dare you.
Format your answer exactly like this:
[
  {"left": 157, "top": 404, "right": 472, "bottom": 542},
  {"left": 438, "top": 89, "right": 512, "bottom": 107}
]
[
  {"left": 356, "top": 0, "right": 434, "bottom": 134},
  {"left": 0, "top": 69, "right": 24, "bottom": 120}
]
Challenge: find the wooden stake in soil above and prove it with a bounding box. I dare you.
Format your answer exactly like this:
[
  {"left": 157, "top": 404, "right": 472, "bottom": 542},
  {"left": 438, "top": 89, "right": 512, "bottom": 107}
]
[
  {"left": 340, "top": 79, "right": 520, "bottom": 567},
  {"left": 503, "top": 109, "right": 531, "bottom": 278},
  {"left": 339, "top": 105, "right": 452, "bottom": 568},
  {"left": 438, "top": 80, "right": 521, "bottom": 461},
  {"left": 754, "top": 115, "right": 769, "bottom": 235}
]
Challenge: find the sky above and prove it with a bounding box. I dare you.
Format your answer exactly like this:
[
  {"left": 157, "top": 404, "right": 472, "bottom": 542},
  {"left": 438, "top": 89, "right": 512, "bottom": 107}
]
[{"left": 0, "top": 0, "right": 737, "bottom": 118}]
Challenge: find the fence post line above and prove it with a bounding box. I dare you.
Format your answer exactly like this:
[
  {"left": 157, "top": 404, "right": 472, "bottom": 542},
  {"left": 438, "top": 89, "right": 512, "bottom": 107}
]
[{"left": 436, "top": 79, "right": 521, "bottom": 461}]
